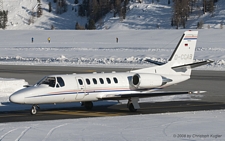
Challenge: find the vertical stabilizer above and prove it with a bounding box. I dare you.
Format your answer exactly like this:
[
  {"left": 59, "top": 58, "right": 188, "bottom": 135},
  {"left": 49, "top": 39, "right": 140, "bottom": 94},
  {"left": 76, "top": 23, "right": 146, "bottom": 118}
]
[{"left": 168, "top": 31, "right": 198, "bottom": 66}]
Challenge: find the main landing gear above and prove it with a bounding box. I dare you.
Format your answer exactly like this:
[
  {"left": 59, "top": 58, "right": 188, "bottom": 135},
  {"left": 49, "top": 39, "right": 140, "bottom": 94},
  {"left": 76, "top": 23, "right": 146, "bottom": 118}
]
[
  {"left": 81, "top": 101, "right": 93, "bottom": 110},
  {"left": 127, "top": 98, "right": 140, "bottom": 112},
  {"left": 30, "top": 105, "right": 40, "bottom": 115}
]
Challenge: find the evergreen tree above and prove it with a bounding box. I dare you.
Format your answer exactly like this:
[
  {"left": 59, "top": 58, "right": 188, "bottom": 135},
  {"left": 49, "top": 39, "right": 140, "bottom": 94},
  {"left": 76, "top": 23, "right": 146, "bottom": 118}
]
[
  {"left": 74, "top": 0, "right": 79, "bottom": 4},
  {"left": 51, "top": 25, "right": 55, "bottom": 30},
  {"left": 37, "top": 4, "right": 43, "bottom": 18},
  {"left": 78, "top": 4, "right": 85, "bottom": 16},
  {"left": 56, "top": 0, "right": 68, "bottom": 14},
  {"left": 75, "top": 22, "right": 85, "bottom": 30},
  {"left": 209, "top": 0, "right": 215, "bottom": 16},
  {"left": 88, "top": 19, "right": 96, "bottom": 29},
  {"left": 75, "top": 22, "right": 79, "bottom": 29},
  {"left": 0, "top": 10, "right": 8, "bottom": 29},
  {"left": 49, "top": 2, "right": 52, "bottom": 12},
  {"left": 172, "top": 0, "right": 190, "bottom": 29}
]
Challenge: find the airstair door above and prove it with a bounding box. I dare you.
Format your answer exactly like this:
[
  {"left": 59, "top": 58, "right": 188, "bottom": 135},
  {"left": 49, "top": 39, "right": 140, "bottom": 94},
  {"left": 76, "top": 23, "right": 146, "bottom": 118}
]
[{"left": 75, "top": 77, "right": 87, "bottom": 100}]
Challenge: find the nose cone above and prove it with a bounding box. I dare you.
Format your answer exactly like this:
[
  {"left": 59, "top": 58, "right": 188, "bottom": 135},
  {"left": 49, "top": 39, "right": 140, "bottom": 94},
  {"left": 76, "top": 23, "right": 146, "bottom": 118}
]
[{"left": 9, "top": 92, "right": 25, "bottom": 104}]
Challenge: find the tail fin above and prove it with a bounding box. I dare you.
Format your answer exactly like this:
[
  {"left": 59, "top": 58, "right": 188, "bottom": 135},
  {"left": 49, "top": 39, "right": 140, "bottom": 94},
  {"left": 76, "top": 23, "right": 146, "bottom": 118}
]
[
  {"left": 168, "top": 31, "right": 198, "bottom": 66},
  {"left": 132, "top": 31, "right": 213, "bottom": 75}
]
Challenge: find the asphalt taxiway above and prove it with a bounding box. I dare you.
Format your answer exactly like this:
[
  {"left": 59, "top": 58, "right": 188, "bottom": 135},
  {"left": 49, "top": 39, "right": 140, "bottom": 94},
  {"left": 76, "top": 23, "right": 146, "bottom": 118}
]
[{"left": 0, "top": 65, "right": 224, "bottom": 123}]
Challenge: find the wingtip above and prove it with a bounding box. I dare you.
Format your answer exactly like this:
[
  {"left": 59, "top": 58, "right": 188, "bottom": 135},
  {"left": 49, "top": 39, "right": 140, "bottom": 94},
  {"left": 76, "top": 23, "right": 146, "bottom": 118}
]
[
  {"left": 207, "top": 59, "right": 214, "bottom": 63},
  {"left": 189, "top": 91, "right": 206, "bottom": 94}
]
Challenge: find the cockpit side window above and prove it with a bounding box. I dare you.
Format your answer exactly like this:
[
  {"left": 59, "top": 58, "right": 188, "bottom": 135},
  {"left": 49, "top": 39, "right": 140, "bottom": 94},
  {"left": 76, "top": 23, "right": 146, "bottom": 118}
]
[
  {"left": 39, "top": 77, "right": 56, "bottom": 87},
  {"left": 57, "top": 77, "right": 65, "bottom": 87}
]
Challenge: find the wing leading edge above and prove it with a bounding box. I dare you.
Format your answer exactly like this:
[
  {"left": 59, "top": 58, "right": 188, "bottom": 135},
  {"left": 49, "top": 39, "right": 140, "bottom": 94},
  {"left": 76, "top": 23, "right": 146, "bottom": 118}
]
[
  {"left": 172, "top": 60, "right": 214, "bottom": 70},
  {"left": 98, "top": 91, "right": 204, "bottom": 100}
]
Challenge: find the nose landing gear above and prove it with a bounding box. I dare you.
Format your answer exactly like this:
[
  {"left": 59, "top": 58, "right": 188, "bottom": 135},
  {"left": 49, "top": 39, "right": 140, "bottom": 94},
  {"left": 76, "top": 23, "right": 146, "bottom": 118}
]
[{"left": 30, "top": 105, "right": 40, "bottom": 115}]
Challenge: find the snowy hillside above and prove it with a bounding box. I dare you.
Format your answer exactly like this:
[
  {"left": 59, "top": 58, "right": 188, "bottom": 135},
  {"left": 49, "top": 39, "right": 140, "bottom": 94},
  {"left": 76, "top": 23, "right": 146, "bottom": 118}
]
[
  {"left": 3, "top": 0, "right": 225, "bottom": 30},
  {"left": 4, "top": 0, "right": 87, "bottom": 30},
  {"left": 99, "top": 0, "right": 225, "bottom": 30}
]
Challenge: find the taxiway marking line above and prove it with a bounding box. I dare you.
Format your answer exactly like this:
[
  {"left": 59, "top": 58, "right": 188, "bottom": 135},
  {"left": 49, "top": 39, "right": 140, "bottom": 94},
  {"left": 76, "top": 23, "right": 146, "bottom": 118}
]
[
  {"left": 41, "top": 110, "right": 125, "bottom": 117},
  {"left": 121, "top": 103, "right": 225, "bottom": 110}
]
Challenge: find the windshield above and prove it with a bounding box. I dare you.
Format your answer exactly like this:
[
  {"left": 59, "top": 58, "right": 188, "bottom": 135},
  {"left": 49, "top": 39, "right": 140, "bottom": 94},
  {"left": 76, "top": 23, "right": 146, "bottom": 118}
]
[{"left": 36, "top": 77, "right": 56, "bottom": 87}]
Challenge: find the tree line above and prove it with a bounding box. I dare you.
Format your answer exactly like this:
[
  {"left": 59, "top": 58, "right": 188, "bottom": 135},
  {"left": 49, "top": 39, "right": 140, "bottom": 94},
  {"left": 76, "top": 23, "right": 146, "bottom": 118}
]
[
  {"left": 171, "top": 0, "right": 218, "bottom": 29},
  {"left": 0, "top": 10, "right": 8, "bottom": 29},
  {"left": 76, "top": 0, "right": 129, "bottom": 30}
]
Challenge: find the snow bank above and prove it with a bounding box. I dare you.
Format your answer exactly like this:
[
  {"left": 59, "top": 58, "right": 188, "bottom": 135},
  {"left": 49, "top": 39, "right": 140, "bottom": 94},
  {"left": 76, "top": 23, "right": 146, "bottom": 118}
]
[{"left": 0, "top": 78, "right": 28, "bottom": 98}]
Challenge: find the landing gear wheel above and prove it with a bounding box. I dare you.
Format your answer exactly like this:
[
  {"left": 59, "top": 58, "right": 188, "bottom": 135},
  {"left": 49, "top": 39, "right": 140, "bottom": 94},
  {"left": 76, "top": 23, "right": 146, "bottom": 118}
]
[
  {"left": 30, "top": 105, "right": 37, "bottom": 115},
  {"left": 128, "top": 103, "right": 137, "bottom": 112},
  {"left": 84, "top": 102, "right": 93, "bottom": 110}
]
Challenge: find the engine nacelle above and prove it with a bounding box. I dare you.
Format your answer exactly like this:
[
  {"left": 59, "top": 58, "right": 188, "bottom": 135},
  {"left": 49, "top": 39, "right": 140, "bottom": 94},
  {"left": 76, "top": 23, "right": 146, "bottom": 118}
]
[{"left": 131, "top": 73, "right": 163, "bottom": 89}]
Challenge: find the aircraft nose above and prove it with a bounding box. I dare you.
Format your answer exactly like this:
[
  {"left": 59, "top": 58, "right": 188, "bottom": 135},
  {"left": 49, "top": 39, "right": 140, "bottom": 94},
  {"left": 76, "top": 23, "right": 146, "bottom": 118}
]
[{"left": 9, "top": 93, "right": 25, "bottom": 104}]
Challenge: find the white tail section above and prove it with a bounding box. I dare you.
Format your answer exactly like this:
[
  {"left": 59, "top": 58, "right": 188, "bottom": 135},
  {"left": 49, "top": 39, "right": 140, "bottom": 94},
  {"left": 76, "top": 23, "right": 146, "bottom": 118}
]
[
  {"left": 168, "top": 31, "right": 198, "bottom": 66},
  {"left": 132, "top": 31, "right": 202, "bottom": 75}
]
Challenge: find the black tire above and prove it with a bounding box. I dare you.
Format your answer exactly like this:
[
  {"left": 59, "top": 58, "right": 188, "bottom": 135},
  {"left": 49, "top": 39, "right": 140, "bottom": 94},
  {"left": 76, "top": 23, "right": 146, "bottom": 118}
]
[
  {"left": 84, "top": 102, "right": 93, "bottom": 110},
  {"left": 128, "top": 103, "right": 137, "bottom": 112},
  {"left": 30, "top": 105, "right": 37, "bottom": 115}
]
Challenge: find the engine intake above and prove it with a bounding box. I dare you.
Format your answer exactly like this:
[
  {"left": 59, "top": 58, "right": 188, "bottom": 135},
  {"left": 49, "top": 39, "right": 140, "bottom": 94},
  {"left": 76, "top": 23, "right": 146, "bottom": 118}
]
[{"left": 131, "top": 73, "right": 164, "bottom": 89}]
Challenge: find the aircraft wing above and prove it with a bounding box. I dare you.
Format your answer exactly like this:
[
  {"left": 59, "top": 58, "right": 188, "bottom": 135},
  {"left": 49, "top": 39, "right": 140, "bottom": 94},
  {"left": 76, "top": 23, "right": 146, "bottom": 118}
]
[
  {"left": 98, "top": 91, "right": 204, "bottom": 100},
  {"left": 144, "top": 59, "right": 165, "bottom": 65}
]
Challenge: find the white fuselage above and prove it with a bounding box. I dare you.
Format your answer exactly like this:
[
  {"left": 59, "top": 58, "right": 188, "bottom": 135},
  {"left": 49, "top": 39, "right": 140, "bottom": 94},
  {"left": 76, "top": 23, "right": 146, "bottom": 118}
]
[{"left": 10, "top": 71, "right": 189, "bottom": 105}]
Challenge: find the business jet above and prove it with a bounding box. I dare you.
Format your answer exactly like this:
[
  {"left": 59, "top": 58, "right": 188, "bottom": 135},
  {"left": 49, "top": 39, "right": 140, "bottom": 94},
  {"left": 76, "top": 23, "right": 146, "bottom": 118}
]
[{"left": 10, "top": 31, "right": 213, "bottom": 115}]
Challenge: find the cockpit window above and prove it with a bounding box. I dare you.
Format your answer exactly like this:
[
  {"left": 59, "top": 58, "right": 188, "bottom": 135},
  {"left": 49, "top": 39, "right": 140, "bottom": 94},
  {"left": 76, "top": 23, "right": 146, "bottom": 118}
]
[
  {"left": 57, "top": 77, "right": 65, "bottom": 87},
  {"left": 37, "top": 77, "right": 56, "bottom": 87}
]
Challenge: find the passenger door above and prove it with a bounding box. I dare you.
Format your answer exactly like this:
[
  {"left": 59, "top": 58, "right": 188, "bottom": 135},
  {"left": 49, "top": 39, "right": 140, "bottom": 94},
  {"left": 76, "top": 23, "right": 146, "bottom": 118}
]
[{"left": 75, "top": 77, "right": 87, "bottom": 100}]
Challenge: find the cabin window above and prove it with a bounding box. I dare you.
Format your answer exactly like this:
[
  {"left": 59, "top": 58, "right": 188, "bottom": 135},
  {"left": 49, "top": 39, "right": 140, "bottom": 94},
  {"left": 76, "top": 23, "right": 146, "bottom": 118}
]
[
  {"left": 86, "top": 79, "right": 91, "bottom": 85},
  {"left": 57, "top": 77, "right": 65, "bottom": 87},
  {"left": 93, "top": 78, "right": 97, "bottom": 84},
  {"left": 78, "top": 79, "right": 83, "bottom": 85},
  {"left": 99, "top": 78, "right": 104, "bottom": 84},
  {"left": 113, "top": 77, "right": 118, "bottom": 83},
  {"left": 106, "top": 78, "right": 111, "bottom": 84}
]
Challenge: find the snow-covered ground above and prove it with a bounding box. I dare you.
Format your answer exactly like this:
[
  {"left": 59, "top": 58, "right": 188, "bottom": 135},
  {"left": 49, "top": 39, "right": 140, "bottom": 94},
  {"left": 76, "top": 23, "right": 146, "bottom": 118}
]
[
  {"left": 0, "top": 110, "right": 224, "bottom": 141},
  {"left": 0, "top": 29, "right": 224, "bottom": 140},
  {"left": 0, "top": 30, "right": 225, "bottom": 70}
]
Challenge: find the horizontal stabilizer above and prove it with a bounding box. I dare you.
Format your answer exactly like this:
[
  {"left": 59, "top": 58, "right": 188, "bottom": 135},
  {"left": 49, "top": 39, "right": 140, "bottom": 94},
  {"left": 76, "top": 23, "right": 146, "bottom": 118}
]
[
  {"left": 145, "top": 59, "right": 165, "bottom": 65},
  {"left": 172, "top": 60, "right": 214, "bottom": 70},
  {"left": 99, "top": 91, "right": 205, "bottom": 100}
]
